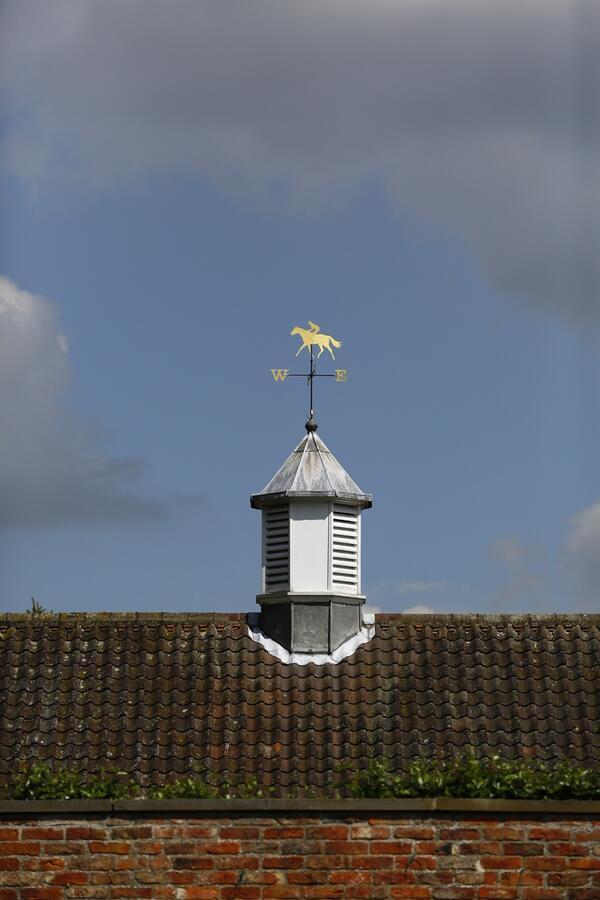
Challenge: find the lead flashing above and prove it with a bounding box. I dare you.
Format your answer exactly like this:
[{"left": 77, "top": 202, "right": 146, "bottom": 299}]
[{"left": 247, "top": 613, "right": 375, "bottom": 664}]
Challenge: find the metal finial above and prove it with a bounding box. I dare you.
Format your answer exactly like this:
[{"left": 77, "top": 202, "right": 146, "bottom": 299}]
[{"left": 305, "top": 414, "right": 318, "bottom": 432}]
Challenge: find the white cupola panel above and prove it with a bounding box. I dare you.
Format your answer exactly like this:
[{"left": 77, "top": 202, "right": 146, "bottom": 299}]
[{"left": 289, "top": 500, "right": 330, "bottom": 592}]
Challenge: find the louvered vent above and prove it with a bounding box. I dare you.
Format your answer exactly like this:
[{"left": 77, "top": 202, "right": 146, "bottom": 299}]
[
  {"left": 263, "top": 504, "right": 290, "bottom": 591},
  {"left": 332, "top": 504, "right": 359, "bottom": 591}
]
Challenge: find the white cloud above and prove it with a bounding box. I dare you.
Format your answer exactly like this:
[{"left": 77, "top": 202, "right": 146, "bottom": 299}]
[
  {"left": 402, "top": 604, "right": 436, "bottom": 614},
  {"left": 488, "top": 534, "right": 547, "bottom": 610},
  {"left": 0, "top": 275, "right": 165, "bottom": 529},
  {"left": 367, "top": 580, "right": 449, "bottom": 611},
  {"left": 1, "top": 0, "right": 599, "bottom": 325},
  {"left": 490, "top": 536, "right": 527, "bottom": 568},
  {"left": 564, "top": 500, "right": 600, "bottom": 603}
]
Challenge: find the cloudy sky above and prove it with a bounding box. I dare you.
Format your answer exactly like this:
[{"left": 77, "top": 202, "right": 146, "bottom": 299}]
[{"left": 1, "top": 0, "right": 599, "bottom": 614}]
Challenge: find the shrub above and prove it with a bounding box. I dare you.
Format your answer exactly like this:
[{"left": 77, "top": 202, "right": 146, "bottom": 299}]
[
  {"left": 4, "top": 756, "right": 600, "bottom": 801},
  {"left": 6, "top": 763, "right": 135, "bottom": 800},
  {"left": 344, "top": 755, "right": 600, "bottom": 800}
]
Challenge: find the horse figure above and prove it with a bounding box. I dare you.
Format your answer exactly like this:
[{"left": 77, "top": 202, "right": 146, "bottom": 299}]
[{"left": 290, "top": 324, "right": 342, "bottom": 360}]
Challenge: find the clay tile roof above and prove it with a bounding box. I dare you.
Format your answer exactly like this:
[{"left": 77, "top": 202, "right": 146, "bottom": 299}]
[{"left": 1, "top": 612, "right": 599, "bottom": 792}]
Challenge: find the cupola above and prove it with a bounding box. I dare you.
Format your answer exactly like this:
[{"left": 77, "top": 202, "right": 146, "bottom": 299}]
[{"left": 250, "top": 425, "right": 373, "bottom": 657}]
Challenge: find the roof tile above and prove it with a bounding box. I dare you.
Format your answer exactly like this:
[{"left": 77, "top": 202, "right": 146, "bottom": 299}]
[{"left": 1, "top": 612, "right": 600, "bottom": 790}]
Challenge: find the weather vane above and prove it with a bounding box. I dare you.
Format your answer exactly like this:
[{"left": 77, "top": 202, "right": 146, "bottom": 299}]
[{"left": 271, "top": 321, "right": 347, "bottom": 431}]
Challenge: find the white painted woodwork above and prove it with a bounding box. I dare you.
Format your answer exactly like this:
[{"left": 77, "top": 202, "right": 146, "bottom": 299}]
[
  {"left": 262, "top": 504, "right": 290, "bottom": 592},
  {"left": 261, "top": 499, "right": 361, "bottom": 596},
  {"left": 331, "top": 503, "right": 360, "bottom": 592},
  {"left": 289, "top": 500, "right": 330, "bottom": 592}
]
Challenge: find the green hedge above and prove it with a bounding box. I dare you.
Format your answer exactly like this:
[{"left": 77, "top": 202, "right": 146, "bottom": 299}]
[
  {"left": 3, "top": 756, "right": 600, "bottom": 801},
  {"left": 344, "top": 756, "right": 600, "bottom": 800}
]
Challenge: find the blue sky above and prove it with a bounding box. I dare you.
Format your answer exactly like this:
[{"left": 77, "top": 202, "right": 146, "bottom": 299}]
[{"left": 1, "top": 1, "right": 599, "bottom": 615}]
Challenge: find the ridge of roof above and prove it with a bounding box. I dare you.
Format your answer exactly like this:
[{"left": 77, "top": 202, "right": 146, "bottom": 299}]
[{"left": 1, "top": 611, "right": 599, "bottom": 624}]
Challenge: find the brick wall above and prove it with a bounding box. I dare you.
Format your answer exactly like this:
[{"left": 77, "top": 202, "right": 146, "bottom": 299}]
[{"left": 1, "top": 806, "right": 600, "bottom": 899}]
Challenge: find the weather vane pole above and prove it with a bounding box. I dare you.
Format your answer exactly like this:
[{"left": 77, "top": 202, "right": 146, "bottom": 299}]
[{"left": 271, "top": 321, "right": 347, "bottom": 431}]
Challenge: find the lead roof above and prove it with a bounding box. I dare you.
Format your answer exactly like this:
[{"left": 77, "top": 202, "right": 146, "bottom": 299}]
[
  {"left": 250, "top": 431, "right": 372, "bottom": 509},
  {"left": 1, "top": 612, "right": 599, "bottom": 793}
]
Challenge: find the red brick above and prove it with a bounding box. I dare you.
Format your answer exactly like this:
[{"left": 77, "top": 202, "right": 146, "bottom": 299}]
[
  {"left": 0, "top": 858, "right": 19, "bottom": 871},
  {"left": 287, "top": 871, "right": 330, "bottom": 885},
  {"left": 288, "top": 890, "right": 344, "bottom": 899},
  {"left": 324, "top": 840, "right": 369, "bottom": 854},
  {"left": 181, "top": 890, "right": 219, "bottom": 900},
  {"left": 114, "top": 856, "right": 137, "bottom": 870},
  {"left": 372, "top": 871, "right": 418, "bottom": 886},
  {"left": 393, "top": 826, "right": 434, "bottom": 839},
  {"left": 135, "top": 839, "right": 163, "bottom": 854},
  {"left": 110, "top": 891, "right": 154, "bottom": 899},
  {"left": 202, "top": 871, "right": 238, "bottom": 885},
  {"left": 219, "top": 826, "right": 260, "bottom": 839},
  {"left": 504, "top": 841, "right": 545, "bottom": 855},
  {"left": 528, "top": 827, "right": 571, "bottom": 841},
  {"left": 22, "top": 857, "right": 66, "bottom": 872},
  {"left": 51, "top": 872, "right": 89, "bottom": 885},
  {"left": 173, "top": 857, "right": 215, "bottom": 869},
  {"left": 0, "top": 829, "right": 18, "bottom": 841},
  {"left": 307, "top": 825, "right": 349, "bottom": 839},
  {"left": 409, "top": 855, "right": 437, "bottom": 870},
  {"left": 482, "top": 856, "right": 524, "bottom": 869},
  {"left": 482, "top": 825, "right": 526, "bottom": 840},
  {"left": 111, "top": 826, "right": 152, "bottom": 839},
  {"left": 213, "top": 855, "right": 259, "bottom": 870},
  {"left": 185, "top": 827, "right": 218, "bottom": 839},
  {"left": 169, "top": 871, "right": 195, "bottom": 885},
  {"left": 65, "top": 826, "right": 107, "bottom": 840},
  {"left": 439, "top": 827, "right": 481, "bottom": 840},
  {"left": 351, "top": 855, "right": 395, "bottom": 869},
  {"left": 390, "top": 888, "right": 430, "bottom": 898},
  {"left": 548, "top": 840, "right": 589, "bottom": 855},
  {"left": 262, "top": 889, "right": 301, "bottom": 899},
  {"left": 21, "top": 891, "right": 63, "bottom": 900},
  {"left": 527, "top": 857, "right": 567, "bottom": 871},
  {"left": 0, "top": 890, "right": 18, "bottom": 900},
  {"left": 263, "top": 827, "right": 304, "bottom": 839},
  {"left": 371, "top": 840, "right": 413, "bottom": 854},
  {"left": 221, "top": 889, "right": 261, "bottom": 899},
  {"left": 263, "top": 855, "right": 303, "bottom": 868},
  {"left": 329, "top": 871, "right": 372, "bottom": 885},
  {"left": 42, "top": 840, "right": 83, "bottom": 855},
  {"left": 89, "top": 840, "right": 130, "bottom": 854},
  {"left": 26, "top": 828, "right": 64, "bottom": 841},
  {"left": 547, "top": 872, "right": 592, "bottom": 887},
  {"left": 571, "top": 858, "right": 600, "bottom": 869},
  {"left": 197, "top": 841, "right": 241, "bottom": 855},
  {"left": 0, "top": 841, "right": 40, "bottom": 855},
  {"left": 521, "top": 890, "right": 564, "bottom": 899}
]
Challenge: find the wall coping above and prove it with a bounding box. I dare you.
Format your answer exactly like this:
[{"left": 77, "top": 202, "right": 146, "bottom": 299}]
[{"left": 3, "top": 797, "right": 600, "bottom": 816}]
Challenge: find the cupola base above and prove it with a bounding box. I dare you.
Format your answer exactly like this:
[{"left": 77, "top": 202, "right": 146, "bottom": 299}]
[{"left": 257, "top": 592, "right": 366, "bottom": 654}]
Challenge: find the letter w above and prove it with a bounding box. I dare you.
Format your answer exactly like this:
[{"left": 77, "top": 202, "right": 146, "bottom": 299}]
[{"left": 271, "top": 369, "right": 289, "bottom": 381}]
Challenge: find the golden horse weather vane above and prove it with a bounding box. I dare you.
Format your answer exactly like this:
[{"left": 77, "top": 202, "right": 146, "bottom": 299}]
[{"left": 271, "top": 322, "right": 347, "bottom": 432}]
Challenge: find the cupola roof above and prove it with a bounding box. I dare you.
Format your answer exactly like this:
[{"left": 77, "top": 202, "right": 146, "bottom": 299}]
[{"left": 251, "top": 430, "right": 372, "bottom": 509}]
